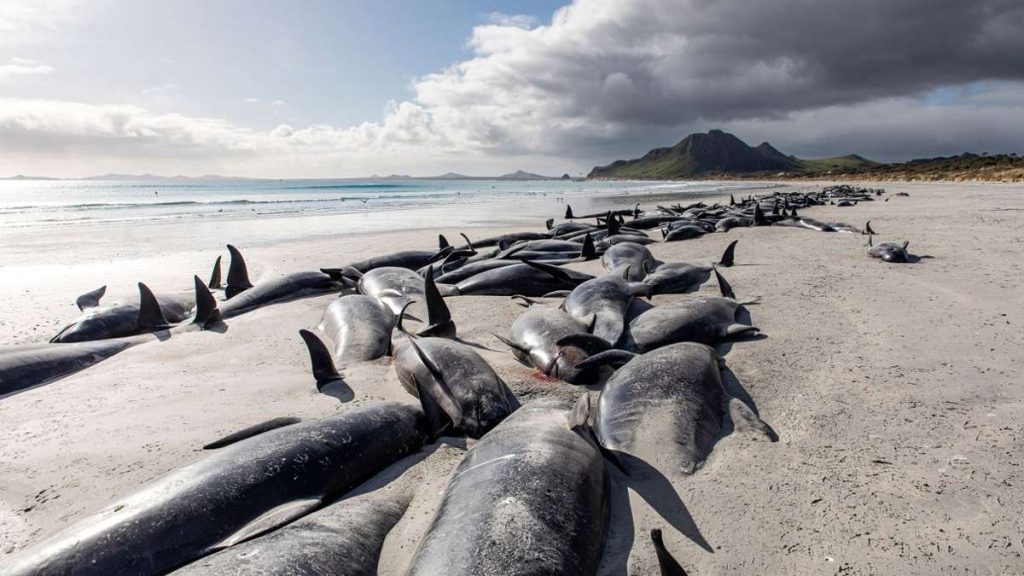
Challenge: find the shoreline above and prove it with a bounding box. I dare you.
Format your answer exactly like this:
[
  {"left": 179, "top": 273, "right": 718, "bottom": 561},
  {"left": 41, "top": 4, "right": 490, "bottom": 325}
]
[{"left": 1, "top": 181, "right": 1022, "bottom": 573}]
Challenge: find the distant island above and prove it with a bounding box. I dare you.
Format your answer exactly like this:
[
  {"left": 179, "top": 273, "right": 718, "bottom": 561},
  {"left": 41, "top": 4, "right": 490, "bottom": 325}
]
[
  {"left": 2, "top": 170, "right": 571, "bottom": 182},
  {"left": 588, "top": 129, "right": 1024, "bottom": 182}
]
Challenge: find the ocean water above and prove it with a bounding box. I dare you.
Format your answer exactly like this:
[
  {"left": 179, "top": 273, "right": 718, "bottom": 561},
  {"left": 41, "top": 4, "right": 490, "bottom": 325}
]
[{"left": 0, "top": 178, "right": 775, "bottom": 264}]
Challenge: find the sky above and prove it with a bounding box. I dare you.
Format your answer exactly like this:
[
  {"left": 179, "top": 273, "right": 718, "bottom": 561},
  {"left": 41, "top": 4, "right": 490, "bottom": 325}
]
[{"left": 1, "top": 0, "right": 1023, "bottom": 178}]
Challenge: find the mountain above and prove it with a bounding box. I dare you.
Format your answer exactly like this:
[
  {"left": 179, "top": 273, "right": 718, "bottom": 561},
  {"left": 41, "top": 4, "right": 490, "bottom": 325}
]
[
  {"left": 81, "top": 173, "right": 254, "bottom": 181},
  {"left": 588, "top": 130, "right": 802, "bottom": 179},
  {"left": 587, "top": 130, "right": 887, "bottom": 179},
  {"left": 496, "top": 170, "right": 554, "bottom": 180},
  {"left": 1, "top": 174, "right": 61, "bottom": 181}
]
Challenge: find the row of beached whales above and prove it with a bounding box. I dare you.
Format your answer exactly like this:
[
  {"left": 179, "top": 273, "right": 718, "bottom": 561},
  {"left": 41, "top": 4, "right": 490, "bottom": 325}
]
[{"left": 2, "top": 185, "right": 906, "bottom": 575}]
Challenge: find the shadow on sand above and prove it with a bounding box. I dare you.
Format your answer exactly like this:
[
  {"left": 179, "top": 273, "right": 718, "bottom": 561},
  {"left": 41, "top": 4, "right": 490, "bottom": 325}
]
[{"left": 599, "top": 454, "right": 713, "bottom": 575}]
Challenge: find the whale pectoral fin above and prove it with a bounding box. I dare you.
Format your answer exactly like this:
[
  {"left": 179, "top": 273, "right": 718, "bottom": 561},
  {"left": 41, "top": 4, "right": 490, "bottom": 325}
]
[
  {"left": 202, "top": 417, "right": 302, "bottom": 449},
  {"left": 137, "top": 282, "right": 170, "bottom": 330},
  {"left": 574, "top": 349, "right": 637, "bottom": 371},
  {"left": 724, "top": 323, "right": 759, "bottom": 339},
  {"left": 541, "top": 290, "right": 571, "bottom": 298},
  {"left": 75, "top": 285, "right": 106, "bottom": 310},
  {"left": 510, "top": 294, "right": 539, "bottom": 308},
  {"left": 568, "top": 393, "right": 595, "bottom": 437},
  {"left": 193, "top": 275, "right": 221, "bottom": 329},
  {"left": 298, "top": 329, "right": 342, "bottom": 388},
  {"left": 521, "top": 259, "right": 572, "bottom": 282},
  {"left": 727, "top": 397, "right": 778, "bottom": 442},
  {"left": 556, "top": 333, "right": 611, "bottom": 355},
  {"left": 407, "top": 338, "right": 463, "bottom": 431},
  {"left": 215, "top": 498, "right": 322, "bottom": 549}
]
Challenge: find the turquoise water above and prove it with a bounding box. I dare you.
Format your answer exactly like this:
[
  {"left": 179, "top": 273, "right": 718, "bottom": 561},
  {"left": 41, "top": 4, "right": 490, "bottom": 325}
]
[{"left": 0, "top": 178, "right": 773, "bottom": 263}]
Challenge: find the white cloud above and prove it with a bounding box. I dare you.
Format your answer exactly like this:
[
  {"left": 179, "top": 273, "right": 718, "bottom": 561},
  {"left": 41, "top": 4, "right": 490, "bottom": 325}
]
[
  {"left": 2, "top": 0, "right": 1024, "bottom": 177},
  {"left": 0, "top": 0, "right": 78, "bottom": 35},
  {"left": 485, "top": 12, "right": 538, "bottom": 29},
  {"left": 0, "top": 57, "right": 54, "bottom": 79}
]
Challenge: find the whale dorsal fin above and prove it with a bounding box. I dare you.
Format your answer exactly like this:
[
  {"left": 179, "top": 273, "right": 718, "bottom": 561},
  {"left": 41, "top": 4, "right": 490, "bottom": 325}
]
[
  {"left": 545, "top": 218, "right": 554, "bottom": 230},
  {"left": 207, "top": 256, "right": 222, "bottom": 289},
  {"left": 718, "top": 240, "right": 738, "bottom": 268},
  {"left": 75, "top": 285, "right": 106, "bottom": 311},
  {"left": 565, "top": 205, "right": 574, "bottom": 219},
  {"left": 137, "top": 283, "right": 169, "bottom": 330},
  {"left": 438, "top": 234, "right": 450, "bottom": 249},
  {"left": 580, "top": 233, "right": 596, "bottom": 261},
  {"left": 418, "top": 266, "right": 455, "bottom": 338},
  {"left": 298, "top": 329, "right": 342, "bottom": 388},
  {"left": 225, "top": 244, "right": 254, "bottom": 299},
  {"left": 192, "top": 275, "right": 220, "bottom": 329},
  {"left": 713, "top": 266, "right": 736, "bottom": 299}
]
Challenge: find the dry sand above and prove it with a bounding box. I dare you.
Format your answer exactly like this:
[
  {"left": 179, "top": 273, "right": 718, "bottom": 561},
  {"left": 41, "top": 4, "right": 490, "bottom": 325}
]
[{"left": 1, "top": 181, "right": 1022, "bottom": 574}]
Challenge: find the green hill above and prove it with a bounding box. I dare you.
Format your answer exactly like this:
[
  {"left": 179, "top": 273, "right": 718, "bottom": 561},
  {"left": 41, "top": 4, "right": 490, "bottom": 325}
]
[{"left": 588, "top": 130, "right": 801, "bottom": 179}]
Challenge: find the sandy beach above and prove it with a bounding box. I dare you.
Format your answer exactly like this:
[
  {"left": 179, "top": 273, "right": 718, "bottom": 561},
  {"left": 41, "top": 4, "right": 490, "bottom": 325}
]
[{"left": 1, "top": 181, "right": 1022, "bottom": 574}]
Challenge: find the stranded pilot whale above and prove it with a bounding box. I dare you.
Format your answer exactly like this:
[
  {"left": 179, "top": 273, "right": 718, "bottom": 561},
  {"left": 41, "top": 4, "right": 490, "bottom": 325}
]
[
  {"left": 580, "top": 342, "right": 774, "bottom": 476},
  {"left": 625, "top": 269, "right": 757, "bottom": 351},
  {"left": 51, "top": 282, "right": 194, "bottom": 343},
  {"left": 455, "top": 260, "right": 594, "bottom": 296},
  {"left": 217, "top": 245, "right": 341, "bottom": 318},
  {"left": 390, "top": 305, "right": 518, "bottom": 438},
  {"left": 496, "top": 305, "right": 611, "bottom": 384},
  {"left": 867, "top": 235, "right": 911, "bottom": 263},
  {"left": 2, "top": 400, "right": 447, "bottom": 576},
  {"left": 406, "top": 399, "right": 607, "bottom": 576},
  {"left": 641, "top": 240, "right": 737, "bottom": 295}
]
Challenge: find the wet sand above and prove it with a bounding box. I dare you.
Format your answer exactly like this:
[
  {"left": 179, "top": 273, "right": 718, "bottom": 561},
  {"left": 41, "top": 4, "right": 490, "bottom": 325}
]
[{"left": 1, "top": 181, "right": 1022, "bottom": 574}]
